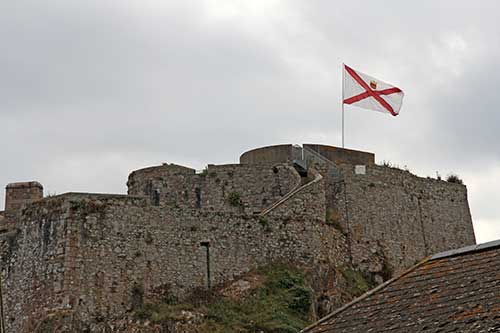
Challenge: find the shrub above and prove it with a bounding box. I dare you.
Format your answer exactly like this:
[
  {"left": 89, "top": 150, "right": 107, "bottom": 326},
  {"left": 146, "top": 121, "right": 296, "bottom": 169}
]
[
  {"left": 446, "top": 173, "right": 463, "bottom": 184},
  {"left": 226, "top": 192, "right": 242, "bottom": 207},
  {"left": 381, "top": 160, "right": 395, "bottom": 168},
  {"left": 380, "top": 259, "right": 394, "bottom": 281},
  {"left": 132, "top": 264, "right": 314, "bottom": 332},
  {"left": 258, "top": 217, "right": 271, "bottom": 232},
  {"left": 340, "top": 267, "right": 375, "bottom": 297},
  {"left": 131, "top": 282, "right": 144, "bottom": 309},
  {"left": 325, "top": 209, "right": 343, "bottom": 232},
  {"left": 289, "top": 286, "right": 313, "bottom": 315}
]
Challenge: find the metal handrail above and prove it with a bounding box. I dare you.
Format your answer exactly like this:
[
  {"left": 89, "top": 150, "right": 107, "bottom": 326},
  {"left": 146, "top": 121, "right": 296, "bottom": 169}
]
[
  {"left": 302, "top": 146, "right": 337, "bottom": 167},
  {"left": 259, "top": 172, "right": 323, "bottom": 217}
]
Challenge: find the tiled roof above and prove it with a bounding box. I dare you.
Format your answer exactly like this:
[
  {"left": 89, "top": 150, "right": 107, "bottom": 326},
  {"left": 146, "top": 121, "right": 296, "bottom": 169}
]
[{"left": 302, "top": 241, "right": 500, "bottom": 333}]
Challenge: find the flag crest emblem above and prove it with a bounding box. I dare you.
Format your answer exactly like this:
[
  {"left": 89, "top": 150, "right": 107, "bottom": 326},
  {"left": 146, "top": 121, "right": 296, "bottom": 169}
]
[{"left": 370, "top": 80, "right": 377, "bottom": 89}]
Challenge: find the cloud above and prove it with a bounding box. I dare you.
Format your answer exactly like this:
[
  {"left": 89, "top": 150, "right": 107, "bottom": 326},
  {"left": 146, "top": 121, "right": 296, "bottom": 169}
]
[{"left": 1, "top": 0, "right": 500, "bottom": 242}]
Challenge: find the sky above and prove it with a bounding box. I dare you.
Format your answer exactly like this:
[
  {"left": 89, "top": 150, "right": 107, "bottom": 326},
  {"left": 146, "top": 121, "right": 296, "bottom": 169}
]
[{"left": 1, "top": 0, "right": 500, "bottom": 243}]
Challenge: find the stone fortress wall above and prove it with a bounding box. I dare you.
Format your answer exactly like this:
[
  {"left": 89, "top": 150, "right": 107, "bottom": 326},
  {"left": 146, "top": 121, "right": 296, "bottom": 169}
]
[
  {"left": 0, "top": 144, "right": 476, "bottom": 332},
  {"left": 240, "top": 144, "right": 475, "bottom": 272},
  {"left": 1, "top": 172, "right": 340, "bottom": 332},
  {"left": 326, "top": 163, "right": 474, "bottom": 272},
  {"left": 127, "top": 162, "right": 302, "bottom": 214}
]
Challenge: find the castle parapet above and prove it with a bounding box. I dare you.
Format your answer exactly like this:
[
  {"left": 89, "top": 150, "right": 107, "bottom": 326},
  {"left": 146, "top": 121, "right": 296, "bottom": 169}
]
[
  {"left": 239, "top": 144, "right": 301, "bottom": 164},
  {"left": 5, "top": 181, "right": 43, "bottom": 212},
  {"left": 303, "top": 144, "right": 374, "bottom": 165},
  {"left": 240, "top": 144, "right": 374, "bottom": 165}
]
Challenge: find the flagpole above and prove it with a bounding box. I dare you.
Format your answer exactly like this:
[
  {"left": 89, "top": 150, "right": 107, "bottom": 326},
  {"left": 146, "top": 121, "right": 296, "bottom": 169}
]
[{"left": 342, "top": 63, "right": 345, "bottom": 148}]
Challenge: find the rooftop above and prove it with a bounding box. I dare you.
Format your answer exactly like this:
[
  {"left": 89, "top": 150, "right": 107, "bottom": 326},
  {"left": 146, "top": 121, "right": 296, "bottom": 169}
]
[{"left": 302, "top": 240, "right": 500, "bottom": 333}]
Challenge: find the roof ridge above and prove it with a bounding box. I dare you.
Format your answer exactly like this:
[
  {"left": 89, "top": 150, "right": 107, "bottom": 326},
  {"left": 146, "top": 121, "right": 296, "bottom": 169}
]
[
  {"left": 430, "top": 239, "right": 500, "bottom": 261},
  {"left": 300, "top": 257, "right": 432, "bottom": 332}
]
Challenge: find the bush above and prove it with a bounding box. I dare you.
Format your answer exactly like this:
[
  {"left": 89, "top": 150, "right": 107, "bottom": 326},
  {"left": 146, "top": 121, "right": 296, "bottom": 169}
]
[
  {"left": 289, "top": 286, "right": 313, "bottom": 315},
  {"left": 131, "top": 282, "right": 144, "bottom": 309},
  {"left": 226, "top": 192, "right": 242, "bottom": 207},
  {"left": 380, "top": 259, "right": 394, "bottom": 281},
  {"left": 325, "top": 209, "right": 343, "bottom": 232},
  {"left": 133, "top": 264, "right": 314, "bottom": 332},
  {"left": 340, "top": 267, "right": 375, "bottom": 297},
  {"left": 258, "top": 217, "right": 272, "bottom": 232},
  {"left": 446, "top": 174, "right": 463, "bottom": 184}
]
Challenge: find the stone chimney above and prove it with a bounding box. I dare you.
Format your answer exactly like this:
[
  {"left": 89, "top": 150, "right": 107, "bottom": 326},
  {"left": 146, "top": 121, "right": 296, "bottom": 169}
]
[{"left": 5, "top": 181, "right": 43, "bottom": 212}]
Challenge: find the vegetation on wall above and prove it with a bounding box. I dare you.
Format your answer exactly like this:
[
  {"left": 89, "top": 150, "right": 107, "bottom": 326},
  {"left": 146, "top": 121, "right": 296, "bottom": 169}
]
[
  {"left": 131, "top": 263, "right": 380, "bottom": 332},
  {"left": 258, "top": 216, "right": 272, "bottom": 232},
  {"left": 380, "top": 160, "right": 411, "bottom": 173},
  {"left": 446, "top": 173, "right": 463, "bottom": 185},
  {"left": 339, "top": 267, "right": 376, "bottom": 298},
  {"left": 134, "top": 264, "right": 314, "bottom": 333},
  {"left": 227, "top": 192, "right": 242, "bottom": 207},
  {"left": 325, "top": 209, "right": 343, "bottom": 233}
]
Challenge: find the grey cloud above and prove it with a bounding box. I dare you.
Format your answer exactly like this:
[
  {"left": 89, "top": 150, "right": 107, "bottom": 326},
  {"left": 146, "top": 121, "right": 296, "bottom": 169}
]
[{"left": 1, "top": 1, "right": 500, "bottom": 242}]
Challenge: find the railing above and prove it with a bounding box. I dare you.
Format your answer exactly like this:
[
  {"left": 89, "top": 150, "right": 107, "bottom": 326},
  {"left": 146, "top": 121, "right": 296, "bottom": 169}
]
[
  {"left": 259, "top": 171, "right": 323, "bottom": 217},
  {"left": 258, "top": 147, "right": 342, "bottom": 217},
  {"left": 303, "top": 146, "right": 336, "bottom": 168}
]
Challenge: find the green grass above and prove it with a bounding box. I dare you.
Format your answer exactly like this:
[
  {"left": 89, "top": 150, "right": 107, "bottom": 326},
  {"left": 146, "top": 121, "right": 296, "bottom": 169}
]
[{"left": 134, "top": 265, "right": 313, "bottom": 333}]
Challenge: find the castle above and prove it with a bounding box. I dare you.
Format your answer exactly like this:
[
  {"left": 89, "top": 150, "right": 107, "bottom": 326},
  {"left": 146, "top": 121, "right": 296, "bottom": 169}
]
[{"left": 0, "top": 144, "right": 476, "bottom": 332}]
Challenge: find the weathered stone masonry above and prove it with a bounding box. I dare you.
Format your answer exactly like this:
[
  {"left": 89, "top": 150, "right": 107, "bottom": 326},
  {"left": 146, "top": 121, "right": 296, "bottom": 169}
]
[
  {"left": 4, "top": 181, "right": 43, "bottom": 212},
  {"left": 3, "top": 176, "right": 344, "bottom": 332},
  {"left": 0, "top": 144, "right": 476, "bottom": 332},
  {"left": 127, "top": 163, "right": 302, "bottom": 214},
  {"left": 327, "top": 164, "right": 475, "bottom": 274}
]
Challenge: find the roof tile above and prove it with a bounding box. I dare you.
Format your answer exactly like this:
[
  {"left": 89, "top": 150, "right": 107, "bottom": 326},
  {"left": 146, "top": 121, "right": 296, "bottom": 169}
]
[{"left": 302, "top": 243, "right": 500, "bottom": 333}]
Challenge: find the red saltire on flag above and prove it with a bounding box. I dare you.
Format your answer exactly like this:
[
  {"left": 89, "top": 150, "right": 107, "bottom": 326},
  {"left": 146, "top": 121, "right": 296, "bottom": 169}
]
[{"left": 343, "top": 64, "right": 404, "bottom": 116}]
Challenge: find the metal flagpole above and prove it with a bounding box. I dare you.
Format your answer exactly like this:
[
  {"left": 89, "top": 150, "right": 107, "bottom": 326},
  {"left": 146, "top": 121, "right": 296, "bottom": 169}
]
[{"left": 342, "top": 63, "right": 345, "bottom": 148}]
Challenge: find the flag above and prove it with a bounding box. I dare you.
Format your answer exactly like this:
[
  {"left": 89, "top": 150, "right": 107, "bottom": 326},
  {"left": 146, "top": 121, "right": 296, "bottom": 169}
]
[{"left": 343, "top": 64, "right": 404, "bottom": 116}]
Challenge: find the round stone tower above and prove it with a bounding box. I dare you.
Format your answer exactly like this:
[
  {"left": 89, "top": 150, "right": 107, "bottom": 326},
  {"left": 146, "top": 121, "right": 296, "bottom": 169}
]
[{"left": 239, "top": 144, "right": 375, "bottom": 165}]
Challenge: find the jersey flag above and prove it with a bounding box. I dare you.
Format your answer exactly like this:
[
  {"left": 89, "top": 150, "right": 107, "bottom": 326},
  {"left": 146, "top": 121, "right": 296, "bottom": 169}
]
[{"left": 343, "top": 64, "right": 404, "bottom": 116}]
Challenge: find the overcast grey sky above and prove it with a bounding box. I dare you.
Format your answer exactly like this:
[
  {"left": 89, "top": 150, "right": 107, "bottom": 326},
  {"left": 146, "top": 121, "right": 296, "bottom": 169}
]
[{"left": 1, "top": 1, "right": 499, "bottom": 243}]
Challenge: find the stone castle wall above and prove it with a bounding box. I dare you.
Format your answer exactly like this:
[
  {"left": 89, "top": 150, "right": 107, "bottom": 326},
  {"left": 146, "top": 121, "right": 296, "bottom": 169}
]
[
  {"left": 2, "top": 176, "right": 345, "bottom": 332},
  {"left": 239, "top": 144, "right": 300, "bottom": 165},
  {"left": 127, "top": 163, "right": 302, "bottom": 214},
  {"left": 1, "top": 197, "right": 71, "bottom": 332},
  {"left": 303, "top": 144, "right": 375, "bottom": 166},
  {"left": 325, "top": 164, "right": 475, "bottom": 273}
]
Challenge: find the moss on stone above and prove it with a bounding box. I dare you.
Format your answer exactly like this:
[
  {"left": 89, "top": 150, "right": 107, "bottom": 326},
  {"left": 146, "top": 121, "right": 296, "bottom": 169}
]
[{"left": 339, "top": 267, "right": 376, "bottom": 298}]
